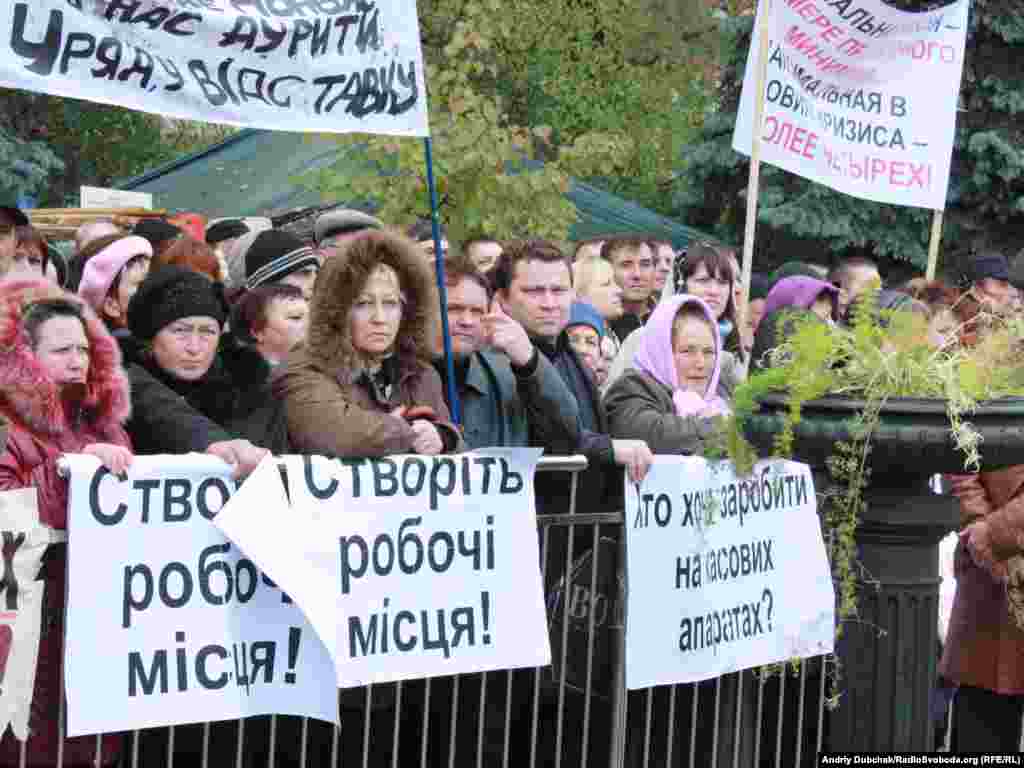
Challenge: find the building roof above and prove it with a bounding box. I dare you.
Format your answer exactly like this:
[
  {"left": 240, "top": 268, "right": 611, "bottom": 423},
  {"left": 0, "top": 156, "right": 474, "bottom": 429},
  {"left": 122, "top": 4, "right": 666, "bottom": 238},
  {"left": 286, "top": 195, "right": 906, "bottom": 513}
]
[{"left": 119, "top": 129, "right": 715, "bottom": 250}]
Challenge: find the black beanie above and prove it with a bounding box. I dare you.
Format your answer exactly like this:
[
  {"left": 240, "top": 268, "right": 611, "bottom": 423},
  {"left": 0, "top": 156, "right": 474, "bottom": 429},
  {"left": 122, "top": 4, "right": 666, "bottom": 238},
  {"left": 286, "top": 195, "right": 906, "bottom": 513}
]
[
  {"left": 134, "top": 218, "right": 182, "bottom": 248},
  {"left": 127, "top": 265, "right": 227, "bottom": 341},
  {"left": 206, "top": 219, "right": 249, "bottom": 245},
  {"left": 244, "top": 230, "right": 319, "bottom": 290}
]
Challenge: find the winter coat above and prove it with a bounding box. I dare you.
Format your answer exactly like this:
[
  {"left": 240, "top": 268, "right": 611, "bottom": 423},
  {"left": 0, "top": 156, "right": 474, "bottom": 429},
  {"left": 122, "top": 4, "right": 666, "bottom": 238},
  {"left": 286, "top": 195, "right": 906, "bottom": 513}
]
[
  {"left": 533, "top": 333, "right": 619, "bottom": 515},
  {"left": 604, "top": 295, "right": 732, "bottom": 455},
  {"left": 0, "top": 279, "right": 130, "bottom": 767},
  {"left": 434, "top": 349, "right": 580, "bottom": 451},
  {"left": 123, "top": 333, "right": 289, "bottom": 455},
  {"left": 604, "top": 371, "right": 731, "bottom": 455},
  {"left": 274, "top": 232, "right": 462, "bottom": 457},
  {"left": 940, "top": 469, "right": 1024, "bottom": 694}
]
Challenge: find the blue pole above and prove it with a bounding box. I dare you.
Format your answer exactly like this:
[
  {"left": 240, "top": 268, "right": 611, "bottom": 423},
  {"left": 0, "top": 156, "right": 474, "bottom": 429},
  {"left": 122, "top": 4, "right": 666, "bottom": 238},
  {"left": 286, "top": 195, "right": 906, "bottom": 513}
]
[{"left": 423, "top": 137, "right": 461, "bottom": 425}]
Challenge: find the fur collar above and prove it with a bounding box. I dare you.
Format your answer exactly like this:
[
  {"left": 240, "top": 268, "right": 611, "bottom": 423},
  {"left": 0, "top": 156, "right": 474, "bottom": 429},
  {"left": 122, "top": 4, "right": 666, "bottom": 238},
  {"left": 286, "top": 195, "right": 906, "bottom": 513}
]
[
  {"left": 306, "top": 231, "right": 440, "bottom": 386},
  {"left": 0, "top": 279, "right": 130, "bottom": 437}
]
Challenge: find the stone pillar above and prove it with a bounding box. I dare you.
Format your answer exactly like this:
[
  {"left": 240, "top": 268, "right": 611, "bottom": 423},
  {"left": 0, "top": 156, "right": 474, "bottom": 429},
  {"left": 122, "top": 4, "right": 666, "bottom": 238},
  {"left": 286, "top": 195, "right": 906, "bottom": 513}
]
[{"left": 825, "top": 475, "right": 958, "bottom": 751}]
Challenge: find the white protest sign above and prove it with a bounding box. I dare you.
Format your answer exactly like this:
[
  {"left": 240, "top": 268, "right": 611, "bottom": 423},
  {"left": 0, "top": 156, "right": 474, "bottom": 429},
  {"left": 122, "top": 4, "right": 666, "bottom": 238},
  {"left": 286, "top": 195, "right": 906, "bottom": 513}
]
[
  {"left": 80, "top": 185, "right": 153, "bottom": 210},
  {"left": 0, "top": 0, "right": 429, "bottom": 137},
  {"left": 0, "top": 489, "right": 56, "bottom": 741},
  {"left": 624, "top": 457, "right": 834, "bottom": 690},
  {"left": 63, "top": 454, "right": 338, "bottom": 738},
  {"left": 734, "top": 0, "right": 968, "bottom": 210},
  {"left": 216, "top": 450, "right": 551, "bottom": 688}
]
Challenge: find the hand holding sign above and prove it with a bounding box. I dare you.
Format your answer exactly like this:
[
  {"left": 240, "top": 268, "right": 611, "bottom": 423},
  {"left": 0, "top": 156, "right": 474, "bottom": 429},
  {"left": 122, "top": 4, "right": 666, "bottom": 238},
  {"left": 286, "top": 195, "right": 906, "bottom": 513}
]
[
  {"left": 410, "top": 420, "right": 444, "bottom": 455},
  {"left": 612, "top": 440, "right": 654, "bottom": 484},
  {"left": 82, "top": 443, "right": 133, "bottom": 476},
  {"left": 206, "top": 439, "right": 269, "bottom": 480},
  {"left": 485, "top": 301, "right": 534, "bottom": 367}
]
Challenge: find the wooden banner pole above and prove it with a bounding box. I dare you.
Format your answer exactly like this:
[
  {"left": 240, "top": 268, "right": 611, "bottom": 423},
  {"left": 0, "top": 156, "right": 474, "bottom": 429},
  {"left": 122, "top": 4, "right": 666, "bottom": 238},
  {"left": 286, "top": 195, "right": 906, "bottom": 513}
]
[
  {"left": 925, "top": 209, "right": 944, "bottom": 281},
  {"left": 740, "top": 0, "right": 774, "bottom": 336}
]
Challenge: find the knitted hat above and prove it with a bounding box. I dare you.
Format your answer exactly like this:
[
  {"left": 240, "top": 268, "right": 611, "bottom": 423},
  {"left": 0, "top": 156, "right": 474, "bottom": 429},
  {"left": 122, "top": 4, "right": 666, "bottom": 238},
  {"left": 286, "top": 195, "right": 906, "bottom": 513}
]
[
  {"left": 133, "top": 219, "right": 182, "bottom": 248},
  {"left": 127, "top": 265, "right": 227, "bottom": 341},
  {"left": 0, "top": 205, "right": 28, "bottom": 227},
  {"left": 205, "top": 219, "right": 249, "bottom": 245},
  {"left": 566, "top": 301, "right": 605, "bottom": 337},
  {"left": 78, "top": 235, "right": 152, "bottom": 313},
  {"left": 244, "top": 230, "right": 319, "bottom": 290},
  {"left": 314, "top": 208, "right": 382, "bottom": 244}
]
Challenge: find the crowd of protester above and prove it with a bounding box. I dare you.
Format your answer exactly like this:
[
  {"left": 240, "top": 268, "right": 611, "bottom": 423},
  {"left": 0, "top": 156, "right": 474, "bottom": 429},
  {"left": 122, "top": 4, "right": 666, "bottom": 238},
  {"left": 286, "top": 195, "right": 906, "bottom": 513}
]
[{"left": 0, "top": 199, "right": 1022, "bottom": 763}]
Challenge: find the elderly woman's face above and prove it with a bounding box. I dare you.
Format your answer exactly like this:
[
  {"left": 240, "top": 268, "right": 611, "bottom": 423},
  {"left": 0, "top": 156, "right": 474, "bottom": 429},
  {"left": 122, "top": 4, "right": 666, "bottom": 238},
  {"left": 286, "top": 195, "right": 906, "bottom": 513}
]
[
  {"left": 349, "top": 265, "right": 403, "bottom": 359},
  {"left": 672, "top": 314, "right": 715, "bottom": 396},
  {"left": 152, "top": 316, "right": 221, "bottom": 381}
]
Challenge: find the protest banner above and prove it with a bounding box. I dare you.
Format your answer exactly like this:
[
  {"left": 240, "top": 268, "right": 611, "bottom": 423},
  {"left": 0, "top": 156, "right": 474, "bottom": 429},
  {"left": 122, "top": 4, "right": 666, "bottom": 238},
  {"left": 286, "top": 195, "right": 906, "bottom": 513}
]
[
  {"left": 63, "top": 454, "right": 338, "bottom": 738},
  {"left": 0, "top": 489, "right": 57, "bottom": 741},
  {"left": 215, "top": 449, "right": 552, "bottom": 688},
  {"left": 733, "top": 0, "right": 969, "bottom": 210},
  {"left": 0, "top": 0, "right": 429, "bottom": 137},
  {"left": 624, "top": 457, "right": 834, "bottom": 690}
]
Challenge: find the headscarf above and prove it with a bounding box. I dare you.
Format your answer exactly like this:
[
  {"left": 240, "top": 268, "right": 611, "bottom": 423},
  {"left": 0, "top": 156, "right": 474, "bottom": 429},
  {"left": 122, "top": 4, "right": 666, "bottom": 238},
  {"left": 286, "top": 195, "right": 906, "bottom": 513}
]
[
  {"left": 633, "top": 294, "right": 730, "bottom": 418},
  {"left": 762, "top": 276, "right": 840, "bottom": 320}
]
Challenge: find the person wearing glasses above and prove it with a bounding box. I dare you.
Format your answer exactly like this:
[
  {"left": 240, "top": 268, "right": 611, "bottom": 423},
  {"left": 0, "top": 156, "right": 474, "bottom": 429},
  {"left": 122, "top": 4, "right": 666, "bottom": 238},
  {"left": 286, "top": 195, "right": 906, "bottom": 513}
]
[{"left": 604, "top": 294, "right": 733, "bottom": 455}]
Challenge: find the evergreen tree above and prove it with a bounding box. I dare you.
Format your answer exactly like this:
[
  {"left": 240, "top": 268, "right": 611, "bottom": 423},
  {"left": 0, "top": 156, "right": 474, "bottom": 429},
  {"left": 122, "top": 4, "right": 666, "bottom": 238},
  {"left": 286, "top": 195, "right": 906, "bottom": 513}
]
[{"left": 669, "top": 0, "right": 1024, "bottom": 277}]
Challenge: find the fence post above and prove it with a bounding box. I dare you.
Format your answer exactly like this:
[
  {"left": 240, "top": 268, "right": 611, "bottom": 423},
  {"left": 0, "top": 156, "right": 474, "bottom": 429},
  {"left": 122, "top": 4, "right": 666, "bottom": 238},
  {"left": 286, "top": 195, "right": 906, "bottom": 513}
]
[{"left": 607, "top": 535, "right": 628, "bottom": 768}]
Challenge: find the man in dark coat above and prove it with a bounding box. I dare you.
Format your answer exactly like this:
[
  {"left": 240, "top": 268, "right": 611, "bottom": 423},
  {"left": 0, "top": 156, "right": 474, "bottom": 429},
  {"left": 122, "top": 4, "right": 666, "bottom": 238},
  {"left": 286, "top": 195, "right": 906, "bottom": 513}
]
[
  {"left": 434, "top": 252, "right": 580, "bottom": 451},
  {"left": 492, "top": 239, "right": 652, "bottom": 513}
]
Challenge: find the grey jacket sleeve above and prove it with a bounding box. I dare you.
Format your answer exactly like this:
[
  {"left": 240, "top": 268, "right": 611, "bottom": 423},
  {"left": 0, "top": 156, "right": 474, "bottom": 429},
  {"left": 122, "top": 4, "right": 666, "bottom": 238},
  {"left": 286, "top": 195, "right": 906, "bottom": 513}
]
[
  {"left": 603, "top": 372, "right": 721, "bottom": 456},
  {"left": 510, "top": 349, "right": 581, "bottom": 455}
]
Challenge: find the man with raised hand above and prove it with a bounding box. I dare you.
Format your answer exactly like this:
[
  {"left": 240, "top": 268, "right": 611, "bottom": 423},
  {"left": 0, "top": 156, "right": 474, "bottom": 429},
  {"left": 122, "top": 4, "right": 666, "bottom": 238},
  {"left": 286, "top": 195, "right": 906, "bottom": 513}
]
[
  {"left": 491, "top": 238, "right": 652, "bottom": 511},
  {"left": 435, "top": 252, "right": 580, "bottom": 452}
]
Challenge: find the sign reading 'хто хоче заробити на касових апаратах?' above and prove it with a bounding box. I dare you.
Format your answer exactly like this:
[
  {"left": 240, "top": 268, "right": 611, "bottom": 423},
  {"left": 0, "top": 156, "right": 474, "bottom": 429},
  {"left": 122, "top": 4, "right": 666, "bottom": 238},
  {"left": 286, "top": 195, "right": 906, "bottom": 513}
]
[
  {"left": 0, "top": 0, "right": 429, "bottom": 136},
  {"left": 625, "top": 457, "right": 835, "bottom": 690}
]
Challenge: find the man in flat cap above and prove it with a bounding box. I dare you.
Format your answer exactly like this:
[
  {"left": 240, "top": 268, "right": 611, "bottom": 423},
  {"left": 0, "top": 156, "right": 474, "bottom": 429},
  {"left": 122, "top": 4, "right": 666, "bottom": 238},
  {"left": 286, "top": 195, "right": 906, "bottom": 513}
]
[
  {"left": 314, "top": 207, "right": 382, "bottom": 260},
  {"left": 206, "top": 218, "right": 250, "bottom": 285},
  {"left": 967, "top": 250, "right": 1015, "bottom": 316}
]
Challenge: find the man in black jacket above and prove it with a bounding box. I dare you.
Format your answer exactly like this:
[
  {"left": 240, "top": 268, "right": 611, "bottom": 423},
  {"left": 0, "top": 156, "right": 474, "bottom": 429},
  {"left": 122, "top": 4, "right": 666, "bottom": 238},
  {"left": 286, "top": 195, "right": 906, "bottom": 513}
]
[{"left": 492, "top": 239, "right": 652, "bottom": 512}]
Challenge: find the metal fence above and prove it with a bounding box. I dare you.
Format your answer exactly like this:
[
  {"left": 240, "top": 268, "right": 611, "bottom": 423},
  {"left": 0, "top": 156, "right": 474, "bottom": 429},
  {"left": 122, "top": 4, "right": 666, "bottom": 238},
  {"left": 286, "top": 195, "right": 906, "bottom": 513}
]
[{"left": 16, "top": 456, "right": 911, "bottom": 767}]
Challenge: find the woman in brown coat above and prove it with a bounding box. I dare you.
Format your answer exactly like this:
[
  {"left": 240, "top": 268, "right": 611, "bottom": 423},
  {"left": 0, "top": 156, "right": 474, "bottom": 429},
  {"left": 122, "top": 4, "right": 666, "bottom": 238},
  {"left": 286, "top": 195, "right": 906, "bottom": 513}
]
[
  {"left": 274, "top": 229, "right": 462, "bottom": 457},
  {"left": 942, "top": 471, "right": 1024, "bottom": 750},
  {"left": 942, "top": 285, "right": 1024, "bottom": 750}
]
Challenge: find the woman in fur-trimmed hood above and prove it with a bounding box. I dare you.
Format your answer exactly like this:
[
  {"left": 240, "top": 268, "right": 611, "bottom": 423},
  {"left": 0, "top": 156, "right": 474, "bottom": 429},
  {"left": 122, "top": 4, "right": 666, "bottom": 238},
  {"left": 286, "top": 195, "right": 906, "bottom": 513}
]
[
  {"left": 274, "top": 229, "right": 463, "bottom": 457},
  {"left": 0, "top": 278, "right": 132, "bottom": 767}
]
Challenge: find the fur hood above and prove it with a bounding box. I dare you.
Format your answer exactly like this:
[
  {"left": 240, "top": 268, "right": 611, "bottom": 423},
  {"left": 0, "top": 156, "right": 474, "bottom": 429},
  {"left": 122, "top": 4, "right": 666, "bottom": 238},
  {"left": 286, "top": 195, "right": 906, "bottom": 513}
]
[
  {"left": 306, "top": 230, "right": 440, "bottom": 385},
  {"left": 0, "top": 279, "right": 130, "bottom": 437}
]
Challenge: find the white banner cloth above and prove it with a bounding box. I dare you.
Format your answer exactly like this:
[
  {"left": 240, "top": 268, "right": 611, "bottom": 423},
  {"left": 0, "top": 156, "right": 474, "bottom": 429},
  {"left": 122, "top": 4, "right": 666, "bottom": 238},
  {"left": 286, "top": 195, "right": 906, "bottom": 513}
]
[
  {"left": 624, "top": 457, "right": 834, "bottom": 690},
  {"left": 63, "top": 454, "right": 338, "bottom": 738},
  {"left": 734, "top": 0, "right": 968, "bottom": 209},
  {"left": 215, "top": 450, "right": 552, "bottom": 688},
  {"left": 0, "top": 0, "right": 429, "bottom": 136}
]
